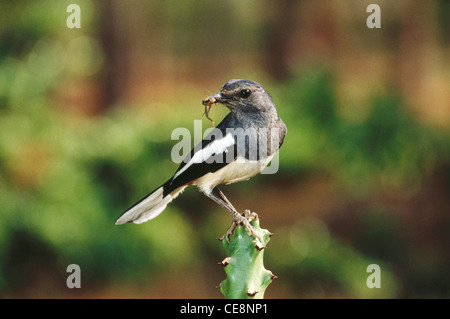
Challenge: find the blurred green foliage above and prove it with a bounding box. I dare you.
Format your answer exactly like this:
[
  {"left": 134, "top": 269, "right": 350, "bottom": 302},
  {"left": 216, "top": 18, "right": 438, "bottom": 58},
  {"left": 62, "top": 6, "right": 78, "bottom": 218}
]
[
  {"left": 0, "top": 104, "right": 199, "bottom": 292},
  {"left": 267, "top": 217, "right": 399, "bottom": 298},
  {"left": 275, "top": 68, "right": 449, "bottom": 197}
]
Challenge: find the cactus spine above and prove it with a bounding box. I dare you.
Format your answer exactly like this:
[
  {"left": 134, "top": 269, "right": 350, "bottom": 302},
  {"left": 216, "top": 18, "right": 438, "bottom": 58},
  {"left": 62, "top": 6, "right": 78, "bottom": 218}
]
[{"left": 218, "top": 213, "right": 276, "bottom": 299}]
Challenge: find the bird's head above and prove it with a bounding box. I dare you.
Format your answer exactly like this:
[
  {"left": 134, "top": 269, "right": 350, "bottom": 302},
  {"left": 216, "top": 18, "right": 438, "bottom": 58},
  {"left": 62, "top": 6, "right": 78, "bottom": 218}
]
[{"left": 202, "top": 79, "right": 275, "bottom": 115}]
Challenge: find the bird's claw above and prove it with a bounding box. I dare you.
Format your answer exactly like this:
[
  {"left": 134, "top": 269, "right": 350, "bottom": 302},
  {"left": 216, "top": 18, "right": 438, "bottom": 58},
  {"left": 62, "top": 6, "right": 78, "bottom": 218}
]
[{"left": 224, "top": 210, "right": 261, "bottom": 243}]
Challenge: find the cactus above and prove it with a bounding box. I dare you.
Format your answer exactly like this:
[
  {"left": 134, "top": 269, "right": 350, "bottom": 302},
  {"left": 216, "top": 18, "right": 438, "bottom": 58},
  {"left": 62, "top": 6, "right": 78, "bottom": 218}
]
[{"left": 218, "top": 212, "right": 276, "bottom": 299}]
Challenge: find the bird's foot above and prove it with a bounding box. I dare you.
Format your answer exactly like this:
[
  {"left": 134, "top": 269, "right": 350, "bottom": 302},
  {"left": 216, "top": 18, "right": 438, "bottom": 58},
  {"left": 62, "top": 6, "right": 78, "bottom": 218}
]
[{"left": 223, "top": 210, "right": 261, "bottom": 243}]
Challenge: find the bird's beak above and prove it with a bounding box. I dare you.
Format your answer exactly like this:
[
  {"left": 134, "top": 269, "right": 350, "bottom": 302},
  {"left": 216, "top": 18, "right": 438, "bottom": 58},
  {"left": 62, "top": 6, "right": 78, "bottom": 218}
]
[{"left": 202, "top": 92, "right": 227, "bottom": 106}]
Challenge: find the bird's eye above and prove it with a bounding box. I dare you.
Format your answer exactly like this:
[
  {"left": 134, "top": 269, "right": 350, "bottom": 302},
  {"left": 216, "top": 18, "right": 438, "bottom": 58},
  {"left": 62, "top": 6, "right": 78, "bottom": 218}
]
[{"left": 240, "top": 89, "right": 252, "bottom": 99}]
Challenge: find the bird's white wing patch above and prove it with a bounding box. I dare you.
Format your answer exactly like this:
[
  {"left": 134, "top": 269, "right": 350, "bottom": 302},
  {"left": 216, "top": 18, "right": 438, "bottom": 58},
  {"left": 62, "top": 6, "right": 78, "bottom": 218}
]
[{"left": 172, "top": 132, "right": 235, "bottom": 181}]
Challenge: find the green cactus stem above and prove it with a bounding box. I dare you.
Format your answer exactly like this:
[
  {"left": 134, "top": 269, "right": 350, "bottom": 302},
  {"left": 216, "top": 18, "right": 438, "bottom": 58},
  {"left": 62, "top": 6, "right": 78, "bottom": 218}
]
[{"left": 218, "top": 212, "right": 276, "bottom": 299}]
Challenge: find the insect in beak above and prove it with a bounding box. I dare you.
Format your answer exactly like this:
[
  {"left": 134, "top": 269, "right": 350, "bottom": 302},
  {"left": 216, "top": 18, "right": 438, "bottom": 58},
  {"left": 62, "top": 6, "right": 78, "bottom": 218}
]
[
  {"left": 202, "top": 92, "right": 223, "bottom": 127},
  {"left": 203, "top": 97, "right": 215, "bottom": 126}
]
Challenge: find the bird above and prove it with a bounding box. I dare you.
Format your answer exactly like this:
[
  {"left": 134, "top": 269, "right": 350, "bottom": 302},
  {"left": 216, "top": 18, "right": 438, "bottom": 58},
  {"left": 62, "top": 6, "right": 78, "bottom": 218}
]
[{"left": 115, "top": 79, "right": 287, "bottom": 241}]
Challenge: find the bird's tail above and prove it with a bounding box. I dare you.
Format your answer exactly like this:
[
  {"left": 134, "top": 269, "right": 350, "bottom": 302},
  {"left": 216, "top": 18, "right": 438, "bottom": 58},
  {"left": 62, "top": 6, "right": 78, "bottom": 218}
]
[{"left": 115, "top": 183, "right": 186, "bottom": 225}]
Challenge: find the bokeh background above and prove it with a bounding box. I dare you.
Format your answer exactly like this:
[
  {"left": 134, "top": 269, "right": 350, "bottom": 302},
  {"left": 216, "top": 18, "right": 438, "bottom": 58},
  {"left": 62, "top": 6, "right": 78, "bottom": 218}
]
[{"left": 0, "top": 0, "right": 449, "bottom": 298}]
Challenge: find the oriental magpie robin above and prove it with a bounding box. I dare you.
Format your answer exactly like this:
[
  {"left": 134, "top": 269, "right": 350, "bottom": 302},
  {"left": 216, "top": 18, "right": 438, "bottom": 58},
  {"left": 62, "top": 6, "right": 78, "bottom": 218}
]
[{"left": 115, "top": 79, "right": 286, "bottom": 240}]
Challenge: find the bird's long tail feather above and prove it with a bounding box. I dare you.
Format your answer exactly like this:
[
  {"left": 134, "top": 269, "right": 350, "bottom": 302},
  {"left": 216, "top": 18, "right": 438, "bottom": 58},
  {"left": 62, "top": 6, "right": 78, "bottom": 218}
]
[{"left": 115, "top": 184, "right": 186, "bottom": 225}]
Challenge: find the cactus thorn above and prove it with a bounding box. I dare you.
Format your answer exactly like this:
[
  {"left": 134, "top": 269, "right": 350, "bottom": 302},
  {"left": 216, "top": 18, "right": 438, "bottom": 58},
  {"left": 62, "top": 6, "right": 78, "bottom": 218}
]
[
  {"left": 219, "top": 257, "right": 230, "bottom": 267},
  {"left": 268, "top": 231, "right": 274, "bottom": 237},
  {"left": 217, "top": 236, "right": 224, "bottom": 242},
  {"left": 246, "top": 287, "right": 258, "bottom": 297},
  {"left": 254, "top": 240, "right": 265, "bottom": 251},
  {"left": 270, "top": 273, "right": 278, "bottom": 280}
]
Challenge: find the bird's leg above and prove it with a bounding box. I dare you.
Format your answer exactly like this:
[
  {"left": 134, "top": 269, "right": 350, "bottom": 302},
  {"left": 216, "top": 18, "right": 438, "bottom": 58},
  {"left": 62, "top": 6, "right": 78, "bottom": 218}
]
[
  {"left": 203, "top": 189, "right": 240, "bottom": 241},
  {"left": 205, "top": 187, "right": 260, "bottom": 243},
  {"left": 212, "top": 187, "right": 255, "bottom": 241},
  {"left": 213, "top": 188, "right": 258, "bottom": 224}
]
